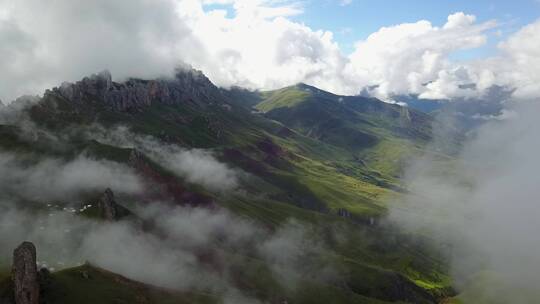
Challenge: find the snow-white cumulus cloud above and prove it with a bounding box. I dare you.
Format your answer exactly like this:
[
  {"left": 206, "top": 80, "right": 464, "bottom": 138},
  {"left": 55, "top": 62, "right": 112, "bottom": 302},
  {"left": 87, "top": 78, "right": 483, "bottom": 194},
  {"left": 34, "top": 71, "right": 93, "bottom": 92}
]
[
  {"left": 346, "top": 12, "right": 497, "bottom": 99},
  {"left": 490, "top": 20, "right": 540, "bottom": 99},
  {"left": 0, "top": 0, "right": 538, "bottom": 103}
]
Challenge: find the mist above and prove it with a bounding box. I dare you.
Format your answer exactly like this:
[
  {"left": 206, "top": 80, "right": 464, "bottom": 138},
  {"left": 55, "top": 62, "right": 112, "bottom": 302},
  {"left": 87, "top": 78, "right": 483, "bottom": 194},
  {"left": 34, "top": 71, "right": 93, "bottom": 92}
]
[
  {"left": 388, "top": 101, "right": 540, "bottom": 303},
  {"left": 80, "top": 125, "right": 240, "bottom": 192},
  {"left": 0, "top": 152, "right": 142, "bottom": 202},
  {"left": 0, "top": 113, "right": 322, "bottom": 300},
  {"left": 0, "top": 199, "right": 325, "bottom": 301}
]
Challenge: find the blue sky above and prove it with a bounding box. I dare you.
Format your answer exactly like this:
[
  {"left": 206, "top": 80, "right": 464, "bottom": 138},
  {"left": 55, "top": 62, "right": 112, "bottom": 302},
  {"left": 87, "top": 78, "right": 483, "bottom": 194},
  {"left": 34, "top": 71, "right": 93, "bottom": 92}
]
[
  {"left": 206, "top": 0, "right": 540, "bottom": 55},
  {"left": 302, "top": 0, "right": 539, "bottom": 53}
]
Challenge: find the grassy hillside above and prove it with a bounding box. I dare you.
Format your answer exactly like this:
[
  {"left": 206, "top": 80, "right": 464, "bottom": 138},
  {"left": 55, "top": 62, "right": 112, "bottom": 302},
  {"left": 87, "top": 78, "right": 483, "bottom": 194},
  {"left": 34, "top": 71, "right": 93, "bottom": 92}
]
[
  {"left": 255, "top": 84, "right": 432, "bottom": 177},
  {"left": 0, "top": 264, "right": 217, "bottom": 304},
  {"left": 257, "top": 85, "right": 311, "bottom": 112},
  {"left": 0, "top": 75, "right": 456, "bottom": 303}
]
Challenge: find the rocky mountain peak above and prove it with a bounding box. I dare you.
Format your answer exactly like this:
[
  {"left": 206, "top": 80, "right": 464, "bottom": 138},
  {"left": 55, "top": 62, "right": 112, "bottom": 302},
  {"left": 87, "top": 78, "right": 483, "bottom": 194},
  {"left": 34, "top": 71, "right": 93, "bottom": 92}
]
[
  {"left": 57, "top": 70, "right": 112, "bottom": 102},
  {"left": 12, "top": 242, "right": 39, "bottom": 304},
  {"left": 49, "top": 68, "right": 226, "bottom": 112}
]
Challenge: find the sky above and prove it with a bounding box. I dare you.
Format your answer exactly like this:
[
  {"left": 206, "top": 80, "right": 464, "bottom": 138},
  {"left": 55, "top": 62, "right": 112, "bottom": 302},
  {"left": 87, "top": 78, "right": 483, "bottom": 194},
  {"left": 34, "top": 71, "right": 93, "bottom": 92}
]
[
  {"left": 0, "top": 0, "right": 538, "bottom": 103},
  {"left": 298, "top": 0, "right": 540, "bottom": 54}
]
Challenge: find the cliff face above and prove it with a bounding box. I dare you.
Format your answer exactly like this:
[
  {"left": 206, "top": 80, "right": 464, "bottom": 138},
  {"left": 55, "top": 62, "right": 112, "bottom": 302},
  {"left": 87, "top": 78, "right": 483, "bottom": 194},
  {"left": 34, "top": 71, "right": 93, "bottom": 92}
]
[
  {"left": 50, "top": 69, "right": 226, "bottom": 112},
  {"left": 11, "top": 242, "right": 39, "bottom": 304}
]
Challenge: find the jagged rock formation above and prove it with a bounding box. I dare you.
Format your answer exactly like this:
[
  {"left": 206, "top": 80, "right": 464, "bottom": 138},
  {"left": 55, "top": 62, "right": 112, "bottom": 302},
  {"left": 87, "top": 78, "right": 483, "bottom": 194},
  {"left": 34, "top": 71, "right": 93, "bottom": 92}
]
[
  {"left": 11, "top": 242, "right": 39, "bottom": 304},
  {"left": 57, "top": 70, "right": 112, "bottom": 102},
  {"left": 50, "top": 69, "right": 227, "bottom": 112},
  {"left": 97, "top": 188, "right": 130, "bottom": 221}
]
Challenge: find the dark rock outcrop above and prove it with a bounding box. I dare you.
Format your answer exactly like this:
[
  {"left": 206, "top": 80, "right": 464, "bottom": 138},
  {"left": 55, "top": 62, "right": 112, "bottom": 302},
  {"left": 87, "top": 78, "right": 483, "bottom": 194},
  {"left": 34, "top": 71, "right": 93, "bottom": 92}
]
[
  {"left": 11, "top": 242, "right": 39, "bottom": 304},
  {"left": 37, "top": 268, "right": 51, "bottom": 302},
  {"left": 57, "top": 70, "right": 112, "bottom": 102},
  {"left": 51, "top": 69, "right": 227, "bottom": 112},
  {"left": 97, "top": 188, "right": 131, "bottom": 221}
]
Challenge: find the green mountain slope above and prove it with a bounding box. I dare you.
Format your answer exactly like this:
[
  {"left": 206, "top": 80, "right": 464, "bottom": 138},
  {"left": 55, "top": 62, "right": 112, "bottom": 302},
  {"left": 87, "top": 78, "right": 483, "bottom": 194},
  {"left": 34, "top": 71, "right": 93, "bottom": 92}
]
[
  {"left": 1, "top": 264, "right": 217, "bottom": 304},
  {"left": 0, "top": 71, "right": 455, "bottom": 303},
  {"left": 256, "top": 84, "right": 432, "bottom": 177}
]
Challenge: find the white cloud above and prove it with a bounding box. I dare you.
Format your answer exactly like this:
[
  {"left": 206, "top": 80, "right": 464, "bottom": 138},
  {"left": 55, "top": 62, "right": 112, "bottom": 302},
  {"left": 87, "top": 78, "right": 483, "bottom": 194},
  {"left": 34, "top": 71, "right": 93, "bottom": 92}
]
[
  {"left": 0, "top": 199, "right": 325, "bottom": 298},
  {"left": 389, "top": 101, "right": 540, "bottom": 301},
  {"left": 344, "top": 12, "right": 497, "bottom": 99},
  {"left": 0, "top": 0, "right": 538, "bottom": 102},
  {"left": 82, "top": 125, "right": 240, "bottom": 192},
  {"left": 174, "top": 0, "right": 345, "bottom": 91},
  {"left": 0, "top": 0, "right": 201, "bottom": 102},
  {"left": 0, "top": 152, "right": 142, "bottom": 201},
  {"left": 492, "top": 19, "right": 540, "bottom": 99},
  {"left": 340, "top": 0, "right": 353, "bottom": 6}
]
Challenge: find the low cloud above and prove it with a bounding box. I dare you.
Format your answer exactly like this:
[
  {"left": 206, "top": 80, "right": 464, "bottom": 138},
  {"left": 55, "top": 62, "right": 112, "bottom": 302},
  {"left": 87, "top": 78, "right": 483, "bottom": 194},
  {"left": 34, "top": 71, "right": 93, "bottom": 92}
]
[
  {"left": 150, "top": 148, "right": 239, "bottom": 192},
  {"left": 388, "top": 101, "right": 540, "bottom": 302},
  {"left": 82, "top": 125, "right": 240, "bottom": 192},
  {"left": 1, "top": 104, "right": 240, "bottom": 193},
  {"left": 258, "top": 221, "right": 334, "bottom": 289},
  {"left": 0, "top": 152, "right": 142, "bottom": 202},
  {"left": 0, "top": 200, "right": 325, "bottom": 301}
]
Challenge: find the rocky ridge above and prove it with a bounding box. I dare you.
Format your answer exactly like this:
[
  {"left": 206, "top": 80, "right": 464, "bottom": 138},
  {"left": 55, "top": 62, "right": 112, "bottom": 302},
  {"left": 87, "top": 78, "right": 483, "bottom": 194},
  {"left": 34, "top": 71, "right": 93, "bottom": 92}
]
[{"left": 48, "top": 68, "right": 227, "bottom": 112}]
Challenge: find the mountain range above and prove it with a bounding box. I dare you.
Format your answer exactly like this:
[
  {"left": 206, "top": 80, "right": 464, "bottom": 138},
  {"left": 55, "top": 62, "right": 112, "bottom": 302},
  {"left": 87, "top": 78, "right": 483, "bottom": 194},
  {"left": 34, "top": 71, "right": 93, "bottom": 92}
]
[{"left": 0, "top": 68, "right": 459, "bottom": 304}]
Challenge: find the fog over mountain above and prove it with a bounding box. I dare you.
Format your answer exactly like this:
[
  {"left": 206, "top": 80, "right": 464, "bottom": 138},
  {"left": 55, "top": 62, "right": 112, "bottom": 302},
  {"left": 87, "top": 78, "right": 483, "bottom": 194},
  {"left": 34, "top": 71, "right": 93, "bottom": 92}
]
[
  {"left": 82, "top": 125, "right": 241, "bottom": 192},
  {"left": 0, "top": 101, "right": 332, "bottom": 303},
  {"left": 0, "top": 1, "right": 539, "bottom": 304},
  {"left": 0, "top": 199, "right": 327, "bottom": 303},
  {"left": 389, "top": 100, "right": 540, "bottom": 303}
]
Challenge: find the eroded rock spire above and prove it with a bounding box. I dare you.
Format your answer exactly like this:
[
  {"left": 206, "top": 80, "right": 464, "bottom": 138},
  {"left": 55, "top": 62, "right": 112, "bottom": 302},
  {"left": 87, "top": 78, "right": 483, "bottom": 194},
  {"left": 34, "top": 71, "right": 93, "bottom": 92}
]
[{"left": 12, "top": 242, "right": 39, "bottom": 304}]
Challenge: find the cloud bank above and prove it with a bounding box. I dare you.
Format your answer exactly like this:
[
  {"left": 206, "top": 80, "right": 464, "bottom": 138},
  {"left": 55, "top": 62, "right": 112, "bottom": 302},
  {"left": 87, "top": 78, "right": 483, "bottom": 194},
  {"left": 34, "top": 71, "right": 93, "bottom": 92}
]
[
  {"left": 81, "top": 125, "right": 240, "bottom": 192},
  {"left": 388, "top": 101, "right": 540, "bottom": 302},
  {"left": 0, "top": 152, "right": 142, "bottom": 202},
  {"left": 0, "top": 200, "right": 325, "bottom": 301},
  {"left": 0, "top": 0, "right": 538, "bottom": 103}
]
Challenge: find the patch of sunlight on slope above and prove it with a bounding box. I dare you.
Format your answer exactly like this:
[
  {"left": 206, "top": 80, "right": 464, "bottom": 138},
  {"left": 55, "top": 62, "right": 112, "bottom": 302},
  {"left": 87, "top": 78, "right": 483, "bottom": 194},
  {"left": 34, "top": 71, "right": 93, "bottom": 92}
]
[{"left": 256, "top": 86, "right": 311, "bottom": 112}]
